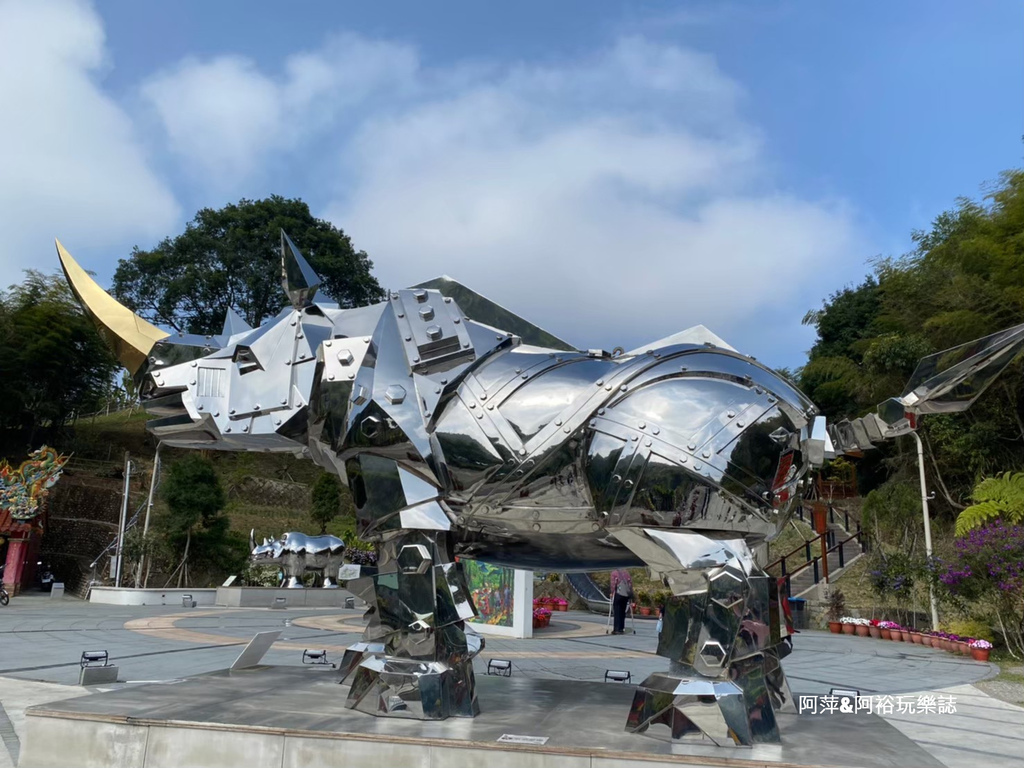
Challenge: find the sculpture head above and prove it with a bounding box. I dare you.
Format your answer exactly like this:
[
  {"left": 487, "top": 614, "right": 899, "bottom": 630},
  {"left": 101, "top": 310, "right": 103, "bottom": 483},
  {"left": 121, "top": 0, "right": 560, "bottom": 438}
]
[{"left": 57, "top": 232, "right": 375, "bottom": 455}]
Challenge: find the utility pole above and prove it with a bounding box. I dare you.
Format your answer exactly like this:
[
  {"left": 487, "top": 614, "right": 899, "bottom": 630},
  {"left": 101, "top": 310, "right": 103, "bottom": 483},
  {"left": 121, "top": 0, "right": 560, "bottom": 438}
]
[
  {"left": 114, "top": 451, "right": 131, "bottom": 587},
  {"left": 135, "top": 442, "right": 163, "bottom": 588}
]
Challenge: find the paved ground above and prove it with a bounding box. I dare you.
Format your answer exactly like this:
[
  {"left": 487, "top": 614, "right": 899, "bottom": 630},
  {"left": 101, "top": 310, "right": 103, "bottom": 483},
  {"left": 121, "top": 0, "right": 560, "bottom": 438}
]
[{"left": 0, "top": 593, "right": 1020, "bottom": 767}]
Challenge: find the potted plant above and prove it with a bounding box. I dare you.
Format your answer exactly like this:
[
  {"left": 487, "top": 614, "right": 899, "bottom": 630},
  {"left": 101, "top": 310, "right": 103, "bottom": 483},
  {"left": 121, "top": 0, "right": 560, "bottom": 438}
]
[
  {"left": 840, "top": 616, "right": 856, "bottom": 635},
  {"left": 920, "top": 632, "right": 933, "bottom": 647},
  {"left": 879, "top": 620, "right": 896, "bottom": 640},
  {"left": 970, "top": 639, "right": 992, "bottom": 661},
  {"left": 637, "top": 590, "right": 652, "bottom": 616},
  {"left": 869, "top": 619, "right": 882, "bottom": 639},
  {"left": 825, "top": 588, "right": 846, "bottom": 633},
  {"left": 854, "top": 618, "right": 870, "bottom": 637}
]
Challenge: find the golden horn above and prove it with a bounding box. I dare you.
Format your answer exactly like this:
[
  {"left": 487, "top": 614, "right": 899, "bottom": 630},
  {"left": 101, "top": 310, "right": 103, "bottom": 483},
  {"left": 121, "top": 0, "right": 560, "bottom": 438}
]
[{"left": 56, "top": 239, "right": 168, "bottom": 375}]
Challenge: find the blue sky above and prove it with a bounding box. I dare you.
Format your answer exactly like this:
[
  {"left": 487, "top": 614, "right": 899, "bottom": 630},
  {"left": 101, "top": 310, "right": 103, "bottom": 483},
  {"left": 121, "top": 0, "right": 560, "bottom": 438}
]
[{"left": 2, "top": 0, "right": 1021, "bottom": 368}]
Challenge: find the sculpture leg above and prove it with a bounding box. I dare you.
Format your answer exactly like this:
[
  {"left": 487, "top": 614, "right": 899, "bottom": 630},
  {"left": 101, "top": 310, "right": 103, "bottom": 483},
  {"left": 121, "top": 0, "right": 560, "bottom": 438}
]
[
  {"left": 338, "top": 531, "right": 483, "bottom": 719},
  {"left": 613, "top": 529, "right": 792, "bottom": 746}
]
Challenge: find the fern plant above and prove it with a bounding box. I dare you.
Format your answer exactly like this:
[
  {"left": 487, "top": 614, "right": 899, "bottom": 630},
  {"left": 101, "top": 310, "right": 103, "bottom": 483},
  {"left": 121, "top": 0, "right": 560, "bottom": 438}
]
[{"left": 955, "top": 471, "right": 1024, "bottom": 535}]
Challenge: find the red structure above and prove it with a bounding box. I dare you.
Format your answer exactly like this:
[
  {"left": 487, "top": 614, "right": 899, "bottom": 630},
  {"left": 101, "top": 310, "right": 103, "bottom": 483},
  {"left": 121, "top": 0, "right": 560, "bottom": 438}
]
[{"left": 1, "top": 506, "right": 44, "bottom": 595}]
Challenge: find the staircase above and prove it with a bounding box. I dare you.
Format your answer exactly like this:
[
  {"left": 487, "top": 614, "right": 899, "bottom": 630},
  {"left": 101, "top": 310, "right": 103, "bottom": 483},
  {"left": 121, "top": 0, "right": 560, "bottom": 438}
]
[{"left": 777, "top": 503, "right": 868, "bottom": 599}]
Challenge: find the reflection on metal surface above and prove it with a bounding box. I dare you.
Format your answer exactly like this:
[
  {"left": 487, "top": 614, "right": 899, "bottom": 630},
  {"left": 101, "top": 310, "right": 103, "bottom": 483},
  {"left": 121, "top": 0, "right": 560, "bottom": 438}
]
[
  {"left": 249, "top": 531, "right": 345, "bottom": 588},
  {"left": 64, "top": 231, "right": 820, "bottom": 743}
]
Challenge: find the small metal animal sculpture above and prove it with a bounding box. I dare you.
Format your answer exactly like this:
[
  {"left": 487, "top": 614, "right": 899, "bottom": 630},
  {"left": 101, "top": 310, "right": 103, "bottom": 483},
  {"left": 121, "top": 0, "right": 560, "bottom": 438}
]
[
  {"left": 59, "top": 234, "right": 832, "bottom": 745},
  {"left": 249, "top": 531, "right": 346, "bottom": 588}
]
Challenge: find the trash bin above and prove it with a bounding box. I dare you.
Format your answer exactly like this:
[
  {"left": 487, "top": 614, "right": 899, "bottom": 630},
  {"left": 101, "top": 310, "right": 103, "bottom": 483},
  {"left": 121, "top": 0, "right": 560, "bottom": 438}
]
[{"left": 788, "top": 597, "right": 808, "bottom": 629}]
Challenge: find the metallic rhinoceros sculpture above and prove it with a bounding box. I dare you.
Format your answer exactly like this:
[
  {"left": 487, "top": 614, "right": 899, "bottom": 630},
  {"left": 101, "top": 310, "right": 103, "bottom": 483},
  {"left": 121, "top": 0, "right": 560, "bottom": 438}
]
[
  {"left": 58, "top": 233, "right": 828, "bottom": 745},
  {"left": 250, "top": 531, "right": 346, "bottom": 588}
]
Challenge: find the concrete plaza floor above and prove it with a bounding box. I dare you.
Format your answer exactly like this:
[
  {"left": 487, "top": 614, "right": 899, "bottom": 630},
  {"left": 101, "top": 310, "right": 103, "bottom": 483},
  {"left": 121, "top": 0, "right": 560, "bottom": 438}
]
[{"left": 0, "top": 593, "right": 1020, "bottom": 767}]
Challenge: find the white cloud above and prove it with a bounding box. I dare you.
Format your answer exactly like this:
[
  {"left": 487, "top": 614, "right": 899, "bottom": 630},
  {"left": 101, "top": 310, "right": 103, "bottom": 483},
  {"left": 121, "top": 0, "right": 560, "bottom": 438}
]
[
  {"left": 0, "top": 0, "right": 179, "bottom": 282},
  {"left": 141, "top": 33, "right": 419, "bottom": 186},
  {"left": 140, "top": 28, "right": 866, "bottom": 365}
]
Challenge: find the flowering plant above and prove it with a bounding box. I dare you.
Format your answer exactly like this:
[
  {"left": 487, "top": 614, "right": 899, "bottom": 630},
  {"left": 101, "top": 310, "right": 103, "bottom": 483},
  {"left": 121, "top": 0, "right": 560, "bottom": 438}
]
[
  {"left": 870, "top": 619, "right": 881, "bottom": 627},
  {"left": 839, "top": 616, "right": 869, "bottom": 625},
  {"left": 879, "top": 620, "right": 901, "bottom": 630},
  {"left": 533, "top": 607, "right": 551, "bottom": 618},
  {"left": 934, "top": 522, "right": 1024, "bottom": 657},
  {"left": 970, "top": 639, "right": 992, "bottom": 649}
]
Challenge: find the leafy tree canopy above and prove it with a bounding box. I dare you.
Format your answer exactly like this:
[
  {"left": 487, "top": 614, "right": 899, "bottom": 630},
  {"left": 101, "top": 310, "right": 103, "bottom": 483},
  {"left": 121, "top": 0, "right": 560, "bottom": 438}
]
[
  {"left": 0, "top": 271, "right": 117, "bottom": 440},
  {"left": 310, "top": 472, "right": 341, "bottom": 535},
  {"left": 112, "top": 196, "right": 385, "bottom": 335},
  {"left": 800, "top": 169, "right": 1024, "bottom": 507}
]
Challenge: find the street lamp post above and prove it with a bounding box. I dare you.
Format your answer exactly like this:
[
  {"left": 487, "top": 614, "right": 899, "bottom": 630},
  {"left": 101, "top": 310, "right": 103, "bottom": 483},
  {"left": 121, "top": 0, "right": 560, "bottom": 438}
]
[{"left": 910, "top": 431, "right": 941, "bottom": 630}]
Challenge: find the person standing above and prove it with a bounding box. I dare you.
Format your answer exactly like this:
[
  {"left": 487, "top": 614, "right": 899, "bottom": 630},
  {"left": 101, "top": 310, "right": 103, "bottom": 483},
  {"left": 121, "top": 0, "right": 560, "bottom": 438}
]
[{"left": 609, "top": 568, "right": 633, "bottom": 634}]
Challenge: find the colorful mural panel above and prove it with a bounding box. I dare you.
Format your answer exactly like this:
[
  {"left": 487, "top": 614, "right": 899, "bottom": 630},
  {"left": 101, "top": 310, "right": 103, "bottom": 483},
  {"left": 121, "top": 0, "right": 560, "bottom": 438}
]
[{"left": 464, "top": 560, "right": 514, "bottom": 627}]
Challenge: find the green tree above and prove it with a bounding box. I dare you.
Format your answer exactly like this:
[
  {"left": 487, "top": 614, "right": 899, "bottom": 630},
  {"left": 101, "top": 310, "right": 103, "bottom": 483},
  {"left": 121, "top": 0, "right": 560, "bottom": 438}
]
[
  {"left": 0, "top": 271, "right": 117, "bottom": 442},
  {"left": 800, "top": 169, "right": 1024, "bottom": 507},
  {"left": 310, "top": 472, "right": 341, "bottom": 534},
  {"left": 112, "top": 196, "right": 385, "bottom": 334},
  {"left": 160, "top": 454, "right": 229, "bottom": 586}
]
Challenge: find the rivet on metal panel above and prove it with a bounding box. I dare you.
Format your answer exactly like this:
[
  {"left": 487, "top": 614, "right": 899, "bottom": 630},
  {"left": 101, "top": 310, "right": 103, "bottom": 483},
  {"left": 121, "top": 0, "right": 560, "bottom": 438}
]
[{"left": 638, "top": 421, "right": 646, "bottom": 429}]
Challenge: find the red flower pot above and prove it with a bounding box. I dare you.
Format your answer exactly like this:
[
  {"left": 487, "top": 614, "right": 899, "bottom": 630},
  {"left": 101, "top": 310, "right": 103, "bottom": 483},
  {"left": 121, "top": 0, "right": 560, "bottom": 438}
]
[
  {"left": 920, "top": 635, "right": 932, "bottom": 647},
  {"left": 869, "top": 627, "right": 881, "bottom": 639},
  {"left": 901, "top": 630, "right": 913, "bottom": 642},
  {"left": 639, "top": 607, "right": 652, "bottom": 616},
  {"left": 971, "top": 647, "right": 990, "bottom": 662},
  {"left": 829, "top": 621, "right": 842, "bottom": 634},
  {"left": 891, "top": 631, "right": 903, "bottom": 642},
  {"left": 880, "top": 629, "right": 891, "bottom": 640},
  {"left": 855, "top": 625, "right": 870, "bottom": 637},
  {"left": 911, "top": 632, "right": 922, "bottom": 644},
  {"left": 842, "top": 623, "right": 856, "bottom": 635}
]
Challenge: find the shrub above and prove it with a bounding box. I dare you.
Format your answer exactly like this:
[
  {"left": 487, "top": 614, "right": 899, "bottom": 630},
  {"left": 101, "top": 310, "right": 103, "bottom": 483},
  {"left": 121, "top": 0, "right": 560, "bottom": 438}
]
[{"left": 935, "top": 522, "right": 1024, "bottom": 657}]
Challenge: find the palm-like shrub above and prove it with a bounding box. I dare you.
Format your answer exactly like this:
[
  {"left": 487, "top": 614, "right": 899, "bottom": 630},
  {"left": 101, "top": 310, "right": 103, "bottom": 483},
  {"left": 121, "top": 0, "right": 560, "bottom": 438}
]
[{"left": 956, "top": 471, "right": 1024, "bottom": 535}]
